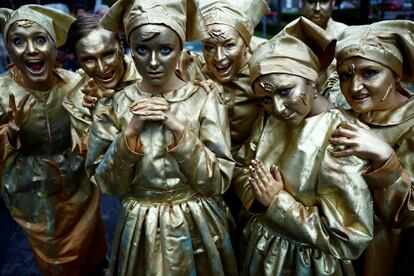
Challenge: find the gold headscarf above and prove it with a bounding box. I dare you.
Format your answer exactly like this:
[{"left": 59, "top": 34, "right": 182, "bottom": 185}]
[
  {"left": 336, "top": 20, "right": 414, "bottom": 82},
  {"left": 249, "top": 16, "right": 336, "bottom": 84},
  {"left": 200, "top": 0, "right": 269, "bottom": 44},
  {"left": 100, "top": 0, "right": 208, "bottom": 44},
  {"left": 0, "top": 5, "right": 75, "bottom": 48}
]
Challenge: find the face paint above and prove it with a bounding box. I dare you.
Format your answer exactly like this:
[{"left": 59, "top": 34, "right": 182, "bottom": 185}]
[
  {"left": 7, "top": 21, "right": 56, "bottom": 91},
  {"left": 129, "top": 24, "right": 182, "bottom": 93},
  {"left": 201, "top": 24, "right": 247, "bottom": 83},
  {"left": 301, "top": 0, "right": 335, "bottom": 30},
  {"left": 254, "top": 73, "right": 314, "bottom": 125},
  {"left": 337, "top": 57, "right": 403, "bottom": 113},
  {"left": 75, "top": 28, "right": 125, "bottom": 90}
]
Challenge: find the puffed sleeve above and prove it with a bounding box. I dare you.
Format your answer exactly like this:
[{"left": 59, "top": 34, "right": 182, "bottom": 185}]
[
  {"left": 85, "top": 97, "right": 142, "bottom": 196},
  {"left": 260, "top": 148, "right": 374, "bottom": 260},
  {"left": 168, "top": 89, "right": 234, "bottom": 196},
  {"left": 232, "top": 111, "right": 266, "bottom": 210},
  {"left": 364, "top": 130, "right": 414, "bottom": 228}
]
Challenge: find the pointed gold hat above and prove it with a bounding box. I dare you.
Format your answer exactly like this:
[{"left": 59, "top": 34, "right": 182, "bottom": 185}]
[
  {"left": 200, "top": 0, "right": 269, "bottom": 44},
  {"left": 249, "top": 16, "right": 336, "bottom": 83},
  {"left": 100, "top": 0, "right": 208, "bottom": 44}
]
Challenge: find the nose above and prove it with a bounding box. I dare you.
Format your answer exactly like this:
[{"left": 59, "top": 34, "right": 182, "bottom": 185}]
[
  {"left": 273, "top": 96, "right": 287, "bottom": 116},
  {"left": 96, "top": 58, "right": 106, "bottom": 73},
  {"left": 314, "top": 1, "right": 321, "bottom": 12},
  {"left": 351, "top": 76, "right": 364, "bottom": 93},
  {"left": 26, "top": 40, "right": 38, "bottom": 55},
  {"left": 149, "top": 51, "right": 159, "bottom": 69},
  {"left": 214, "top": 46, "right": 225, "bottom": 63}
]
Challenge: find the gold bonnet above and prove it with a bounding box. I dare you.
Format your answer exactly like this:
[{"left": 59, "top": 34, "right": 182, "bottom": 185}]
[
  {"left": 249, "top": 16, "right": 336, "bottom": 84},
  {"left": 336, "top": 20, "right": 414, "bottom": 82},
  {"left": 0, "top": 5, "right": 75, "bottom": 48},
  {"left": 200, "top": 0, "right": 269, "bottom": 44},
  {"left": 100, "top": 0, "right": 208, "bottom": 44}
]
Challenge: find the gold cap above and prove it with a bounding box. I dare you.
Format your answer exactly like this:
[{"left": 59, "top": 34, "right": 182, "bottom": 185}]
[
  {"left": 200, "top": 0, "right": 269, "bottom": 44},
  {"left": 336, "top": 20, "right": 414, "bottom": 82},
  {"left": 0, "top": 5, "right": 75, "bottom": 48},
  {"left": 249, "top": 16, "right": 336, "bottom": 84},
  {"left": 100, "top": 0, "right": 208, "bottom": 44}
]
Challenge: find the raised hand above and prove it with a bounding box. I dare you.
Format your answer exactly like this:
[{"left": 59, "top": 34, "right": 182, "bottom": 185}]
[
  {"left": 81, "top": 78, "right": 115, "bottom": 110},
  {"left": 249, "top": 159, "right": 284, "bottom": 207},
  {"left": 7, "top": 92, "right": 36, "bottom": 132},
  {"left": 329, "top": 120, "right": 393, "bottom": 170}
]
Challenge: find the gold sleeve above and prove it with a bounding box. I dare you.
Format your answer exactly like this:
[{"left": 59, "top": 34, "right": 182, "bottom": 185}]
[
  {"left": 85, "top": 98, "right": 141, "bottom": 195},
  {"left": 364, "top": 133, "right": 414, "bottom": 228},
  {"left": 168, "top": 90, "right": 234, "bottom": 196},
  {"left": 232, "top": 111, "right": 266, "bottom": 210},
  {"left": 261, "top": 149, "right": 373, "bottom": 260}
]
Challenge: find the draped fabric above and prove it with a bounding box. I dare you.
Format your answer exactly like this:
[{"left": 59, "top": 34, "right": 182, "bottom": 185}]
[
  {"left": 86, "top": 82, "right": 237, "bottom": 275},
  {"left": 0, "top": 68, "right": 106, "bottom": 276},
  {"left": 233, "top": 109, "right": 374, "bottom": 275}
]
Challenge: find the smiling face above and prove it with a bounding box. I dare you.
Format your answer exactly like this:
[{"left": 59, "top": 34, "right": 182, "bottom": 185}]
[
  {"left": 7, "top": 21, "right": 56, "bottom": 91},
  {"left": 201, "top": 24, "right": 247, "bottom": 83},
  {"left": 301, "top": 0, "right": 335, "bottom": 30},
  {"left": 75, "top": 28, "right": 125, "bottom": 90},
  {"left": 129, "top": 24, "right": 182, "bottom": 92},
  {"left": 337, "top": 57, "right": 405, "bottom": 113},
  {"left": 253, "top": 73, "right": 314, "bottom": 125}
]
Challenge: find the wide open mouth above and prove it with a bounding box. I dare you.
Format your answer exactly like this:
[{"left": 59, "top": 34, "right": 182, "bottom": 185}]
[
  {"left": 214, "top": 63, "right": 232, "bottom": 76},
  {"left": 26, "top": 60, "right": 45, "bottom": 74}
]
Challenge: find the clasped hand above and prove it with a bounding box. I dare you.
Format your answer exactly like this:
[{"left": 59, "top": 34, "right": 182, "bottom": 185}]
[
  {"left": 249, "top": 159, "right": 284, "bottom": 208},
  {"left": 329, "top": 120, "right": 393, "bottom": 171},
  {"left": 125, "top": 97, "right": 184, "bottom": 143}
]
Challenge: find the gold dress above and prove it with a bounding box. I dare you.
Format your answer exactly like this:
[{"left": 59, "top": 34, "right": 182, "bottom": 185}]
[
  {"left": 86, "top": 81, "right": 237, "bottom": 275},
  {"left": 0, "top": 68, "right": 107, "bottom": 276},
  {"left": 353, "top": 93, "right": 414, "bottom": 276},
  {"left": 233, "top": 109, "right": 373, "bottom": 276},
  {"left": 63, "top": 55, "right": 141, "bottom": 148}
]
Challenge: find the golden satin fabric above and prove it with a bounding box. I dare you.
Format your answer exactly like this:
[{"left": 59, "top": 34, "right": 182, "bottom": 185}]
[
  {"left": 86, "top": 82, "right": 237, "bottom": 275},
  {"left": 233, "top": 109, "right": 373, "bottom": 275},
  {"left": 0, "top": 68, "right": 106, "bottom": 276},
  {"left": 180, "top": 52, "right": 262, "bottom": 154},
  {"left": 63, "top": 55, "right": 141, "bottom": 149},
  {"left": 352, "top": 94, "right": 414, "bottom": 276}
]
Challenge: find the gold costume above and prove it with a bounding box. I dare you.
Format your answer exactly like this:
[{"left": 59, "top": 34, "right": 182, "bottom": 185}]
[
  {"left": 63, "top": 55, "right": 140, "bottom": 148},
  {"left": 0, "top": 68, "right": 106, "bottom": 275},
  {"left": 335, "top": 20, "right": 414, "bottom": 276},
  {"left": 233, "top": 17, "right": 373, "bottom": 275},
  {"left": 186, "top": 0, "right": 269, "bottom": 154},
  {"left": 0, "top": 5, "right": 106, "bottom": 275},
  {"left": 234, "top": 110, "right": 373, "bottom": 275},
  {"left": 86, "top": 0, "right": 237, "bottom": 275},
  {"left": 87, "top": 83, "right": 237, "bottom": 275}
]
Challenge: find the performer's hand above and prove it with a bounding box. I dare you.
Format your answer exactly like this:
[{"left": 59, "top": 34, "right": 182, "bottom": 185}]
[
  {"left": 249, "top": 159, "right": 284, "bottom": 208},
  {"left": 126, "top": 97, "right": 170, "bottom": 137},
  {"left": 330, "top": 120, "right": 393, "bottom": 170},
  {"left": 195, "top": 79, "right": 227, "bottom": 102},
  {"left": 7, "top": 92, "right": 36, "bottom": 142},
  {"left": 81, "top": 78, "right": 115, "bottom": 110}
]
